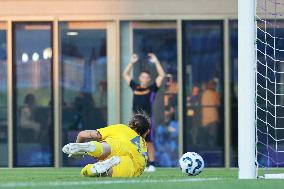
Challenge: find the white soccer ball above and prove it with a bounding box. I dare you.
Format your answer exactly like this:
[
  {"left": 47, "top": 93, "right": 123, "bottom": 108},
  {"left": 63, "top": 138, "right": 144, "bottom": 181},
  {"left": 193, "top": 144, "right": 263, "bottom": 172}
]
[{"left": 179, "top": 152, "right": 204, "bottom": 176}]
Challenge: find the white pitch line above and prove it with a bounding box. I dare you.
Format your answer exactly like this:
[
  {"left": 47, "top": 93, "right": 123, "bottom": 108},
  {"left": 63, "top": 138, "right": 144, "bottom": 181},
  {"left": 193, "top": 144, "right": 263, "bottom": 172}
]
[{"left": 0, "top": 178, "right": 219, "bottom": 188}]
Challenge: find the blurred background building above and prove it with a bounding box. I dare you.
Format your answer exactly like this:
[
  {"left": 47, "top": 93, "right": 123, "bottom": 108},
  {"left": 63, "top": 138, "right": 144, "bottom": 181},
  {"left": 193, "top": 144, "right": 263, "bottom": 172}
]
[{"left": 0, "top": 0, "right": 238, "bottom": 168}]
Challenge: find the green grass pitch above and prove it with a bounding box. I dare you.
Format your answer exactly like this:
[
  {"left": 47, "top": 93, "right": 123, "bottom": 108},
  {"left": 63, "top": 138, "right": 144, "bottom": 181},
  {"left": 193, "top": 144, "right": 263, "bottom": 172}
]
[{"left": 1, "top": 168, "right": 284, "bottom": 189}]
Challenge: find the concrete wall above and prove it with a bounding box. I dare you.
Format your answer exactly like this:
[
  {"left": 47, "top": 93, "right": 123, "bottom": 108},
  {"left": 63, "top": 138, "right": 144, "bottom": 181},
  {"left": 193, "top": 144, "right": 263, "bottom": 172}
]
[{"left": 0, "top": 0, "right": 238, "bottom": 19}]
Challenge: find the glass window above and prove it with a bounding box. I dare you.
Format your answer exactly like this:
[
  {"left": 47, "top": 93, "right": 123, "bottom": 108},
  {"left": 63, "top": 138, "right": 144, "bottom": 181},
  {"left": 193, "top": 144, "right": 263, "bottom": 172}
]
[
  {"left": 0, "top": 22, "right": 8, "bottom": 167},
  {"left": 121, "top": 21, "right": 179, "bottom": 167},
  {"left": 13, "top": 22, "right": 53, "bottom": 166},
  {"left": 182, "top": 21, "right": 224, "bottom": 167},
  {"left": 59, "top": 22, "right": 107, "bottom": 166},
  {"left": 229, "top": 20, "right": 238, "bottom": 167}
]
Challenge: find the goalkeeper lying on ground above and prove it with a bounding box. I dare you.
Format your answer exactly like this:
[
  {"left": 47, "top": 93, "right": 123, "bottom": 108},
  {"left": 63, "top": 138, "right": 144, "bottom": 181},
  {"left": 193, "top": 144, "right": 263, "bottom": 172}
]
[{"left": 62, "top": 112, "right": 149, "bottom": 177}]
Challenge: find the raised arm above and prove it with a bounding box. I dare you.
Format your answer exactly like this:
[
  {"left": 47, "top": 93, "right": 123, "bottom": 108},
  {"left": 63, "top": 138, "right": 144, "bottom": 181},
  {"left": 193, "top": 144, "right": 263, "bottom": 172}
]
[
  {"left": 148, "top": 53, "right": 166, "bottom": 87},
  {"left": 76, "top": 130, "right": 102, "bottom": 143},
  {"left": 123, "top": 54, "right": 138, "bottom": 85}
]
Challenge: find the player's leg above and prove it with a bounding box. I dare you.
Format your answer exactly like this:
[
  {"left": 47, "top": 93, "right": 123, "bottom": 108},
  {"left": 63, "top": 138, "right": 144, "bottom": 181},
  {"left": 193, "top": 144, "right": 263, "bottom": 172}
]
[
  {"left": 64, "top": 139, "right": 136, "bottom": 177},
  {"left": 62, "top": 141, "right": 111, "bottom": 159},
  {"left": 145, "top": 124, "right": 156, "bottom": 172},
  {"left": 81, "top": 156, "right": 120, "bottom": 177},
  {"left": 111, "top": 156, "right": 135, "bottom": 177},
  {"left": 81, "top": 156, "right": 135, "bottom": 178},
  {"left": 146, "top": 142, "right": 156, "bottom": 172}
]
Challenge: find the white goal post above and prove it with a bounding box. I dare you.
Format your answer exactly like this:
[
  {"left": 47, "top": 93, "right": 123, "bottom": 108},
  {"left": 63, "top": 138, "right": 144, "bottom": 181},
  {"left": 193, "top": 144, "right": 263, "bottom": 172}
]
[
  {"left": 239, "top": 0, "right": 284, "bottom": 179},
  {"left": 238, "top": 0, "right": 257, "bottom": 179}
]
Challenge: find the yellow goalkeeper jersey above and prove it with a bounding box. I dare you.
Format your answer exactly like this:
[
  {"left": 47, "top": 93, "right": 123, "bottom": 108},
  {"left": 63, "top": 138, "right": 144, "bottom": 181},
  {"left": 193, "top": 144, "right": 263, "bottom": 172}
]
[{"left": 97, "top": 124, "right": 148, "bottom": 176}]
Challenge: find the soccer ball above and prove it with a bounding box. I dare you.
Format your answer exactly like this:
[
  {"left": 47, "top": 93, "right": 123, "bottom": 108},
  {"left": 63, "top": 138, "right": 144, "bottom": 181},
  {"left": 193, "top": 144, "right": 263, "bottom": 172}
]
[{"left": 179, "top": 152, "right": 204, "bottom": 176}]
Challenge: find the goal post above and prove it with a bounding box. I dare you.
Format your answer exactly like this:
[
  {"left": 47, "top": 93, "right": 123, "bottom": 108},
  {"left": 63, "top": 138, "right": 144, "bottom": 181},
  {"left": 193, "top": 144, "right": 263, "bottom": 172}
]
[{"left": 238, "top": 0, "right": 257, "bottom": 179}]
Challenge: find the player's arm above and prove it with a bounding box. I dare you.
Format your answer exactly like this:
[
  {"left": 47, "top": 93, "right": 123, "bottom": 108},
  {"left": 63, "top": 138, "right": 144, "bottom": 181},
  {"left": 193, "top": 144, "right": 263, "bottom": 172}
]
[
  {"left": 148, "top": 53, "right": 166, "bottom": 87},
  {"left": 123, "top": 54, "right": 138, "bottom": 85},
  {"left": 76, "top": 130, "right": 102, "bottom": 143}
]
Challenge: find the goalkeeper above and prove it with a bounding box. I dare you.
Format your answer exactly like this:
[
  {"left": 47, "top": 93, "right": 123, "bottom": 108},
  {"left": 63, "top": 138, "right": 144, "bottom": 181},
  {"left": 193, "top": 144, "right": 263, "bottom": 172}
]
[{"left": 62, "top": 112, "right": 149, "bottom": 177}]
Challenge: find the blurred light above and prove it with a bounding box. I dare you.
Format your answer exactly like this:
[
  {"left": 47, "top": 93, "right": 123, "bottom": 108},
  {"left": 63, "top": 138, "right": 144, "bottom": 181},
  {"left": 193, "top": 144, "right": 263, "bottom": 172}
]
[
  {"left": 67, "top": 31, "right": 78, "bottom": 36},
  {"left": 43, "top": 48, "right": 52, "bottom": 59},
  {"left": 22, "top": 53, "right": 29, "bottom": 63},
  {"left": 32, "top": 52, "right": 40, "bottom": 62}
]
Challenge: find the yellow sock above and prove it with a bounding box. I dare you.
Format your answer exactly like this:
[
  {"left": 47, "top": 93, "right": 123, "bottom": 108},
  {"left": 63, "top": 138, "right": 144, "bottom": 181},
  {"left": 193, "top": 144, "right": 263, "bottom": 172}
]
[
  {"left": 81, "top": 164, "right": 96, "bottom": 177},
  {"left": 87, "top": 141, "right": 103, "bottom": 158}
]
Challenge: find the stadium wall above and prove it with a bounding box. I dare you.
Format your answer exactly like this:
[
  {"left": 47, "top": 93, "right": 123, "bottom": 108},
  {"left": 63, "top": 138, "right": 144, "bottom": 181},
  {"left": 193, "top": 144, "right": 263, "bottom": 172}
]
[
  {"left": 0, "top": 0, "right": 248, "bottom": 169},
  {"left": 0, "top": 0, "right": 237, "bottom": 19}
]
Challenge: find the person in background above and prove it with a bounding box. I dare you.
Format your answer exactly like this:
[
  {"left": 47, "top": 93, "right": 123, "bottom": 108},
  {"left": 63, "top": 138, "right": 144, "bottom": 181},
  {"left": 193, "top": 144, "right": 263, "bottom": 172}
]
[
  {"left": 186, "top": 86, "right": 201, "bottom": 146},
  {"left": 155, "top": 106, "right": 179, "bottom": 167},
  {"left": 123, "top": 53, "right": 166, "bottom": 172},
  {"left": 201, "top": 80, "right": 220, "bottom": 147},
  {"left": 20, "top": 94, "right": 41, "bottom": 138},
  {"left": 73, "top": 92, "right": 105, "bottom": 130}
]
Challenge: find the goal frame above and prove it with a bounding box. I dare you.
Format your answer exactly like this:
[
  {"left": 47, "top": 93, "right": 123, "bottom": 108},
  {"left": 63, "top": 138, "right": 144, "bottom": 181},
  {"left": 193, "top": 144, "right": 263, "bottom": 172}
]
[{"left": 238, "top": 0, "right": 257, "bottom": 179}]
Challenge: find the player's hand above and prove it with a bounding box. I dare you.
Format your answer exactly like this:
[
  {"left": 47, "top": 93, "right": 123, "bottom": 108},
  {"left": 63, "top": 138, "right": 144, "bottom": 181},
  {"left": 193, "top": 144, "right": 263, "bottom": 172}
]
[
  {"left": 148, "top": 53, "right": 159, "bottom": 64},
  {"left": 68, "top": 153, "right": 86, "bottom": 159},
  {"left": 130, "top": 54, "right": 139, "bottom": 64}
]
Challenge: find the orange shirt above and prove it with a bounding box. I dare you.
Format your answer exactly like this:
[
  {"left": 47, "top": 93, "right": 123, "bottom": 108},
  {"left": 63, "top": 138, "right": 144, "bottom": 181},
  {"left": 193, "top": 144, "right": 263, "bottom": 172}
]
[{"left": 201, "top": 89, "right": 220, "bottom": 127}]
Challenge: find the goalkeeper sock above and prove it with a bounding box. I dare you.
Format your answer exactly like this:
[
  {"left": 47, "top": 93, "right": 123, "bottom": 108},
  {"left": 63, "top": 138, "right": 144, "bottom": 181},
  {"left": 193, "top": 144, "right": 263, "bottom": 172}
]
[{"left": 87, "top": 141, "right": 103, "bottom": 158}]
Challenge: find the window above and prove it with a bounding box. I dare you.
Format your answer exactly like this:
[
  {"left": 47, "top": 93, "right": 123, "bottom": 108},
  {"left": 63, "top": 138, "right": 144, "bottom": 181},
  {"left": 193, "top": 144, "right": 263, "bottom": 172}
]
[
  {"left": 0, "top": 22, "right": 7, "bottom": 167},
  {"left": 13, "top": 22, "right": 54, "bottom": 166},
  {"left": 183, "top": 21, "right": 224, "bottom": 167},
  {"left": 59, "top": 22, "right": 108, "bottom": 166},
  {"left": 229, "top": 20, "right": 238, "bottom": 167},
  {"left": 121, "top": 22, "right": 179, "bottom": 167}
]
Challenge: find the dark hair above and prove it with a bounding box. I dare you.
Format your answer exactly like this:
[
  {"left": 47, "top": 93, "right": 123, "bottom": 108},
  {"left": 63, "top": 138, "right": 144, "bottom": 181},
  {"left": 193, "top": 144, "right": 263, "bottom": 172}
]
[
  {"left": 140, "top": 70, "right": 151, "bottom": 77},
  {"left": 129, "top": 111, "right": 151, "bottom": 136},
  {"left": 24, "top": 94, "right": 36, "bottom": 107}
]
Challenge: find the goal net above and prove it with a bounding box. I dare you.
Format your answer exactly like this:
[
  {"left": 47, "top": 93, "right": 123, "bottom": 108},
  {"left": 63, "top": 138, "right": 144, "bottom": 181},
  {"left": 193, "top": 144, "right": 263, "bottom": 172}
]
[{"left": 256, "top": 0, "right": 284, "bottom": 178}]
